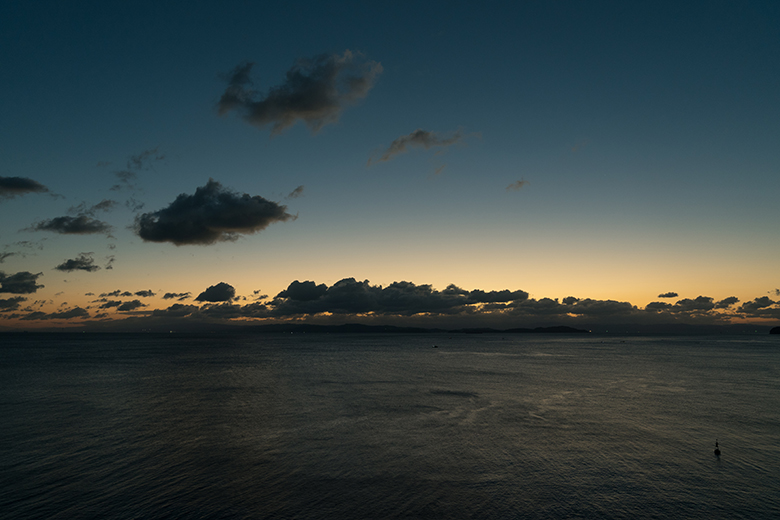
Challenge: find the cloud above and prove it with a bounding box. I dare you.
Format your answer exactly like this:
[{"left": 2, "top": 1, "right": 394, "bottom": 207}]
[
  {"left": 118, "top": 300, "right": 146, "bottom": 312},
  {"left": 286, "top": 185, "right": 305, "bottom": 199},
  {"left": 134, "top": 290, "right": 155, "bottom": 297},
  {"left": 672, "top": 296, "right": 715, "bottom": 313},
  {"left": 163, "top": 292, "right": 191, "bottom": 300},
  {"left": 68, "top": 199, "right": 117, "bottom": 216},
  {"left": 715, "top": 296, "right": 739, "bottom": 309},
  {"left": 196, "top": 282, "right": 236, "bottom": 302},
  {"left": 20, "top": 307, "right": 89, "bottom": 321},
  {"left": 217, "top": 50, "right": 382, "bottom": 134},
  {"left": 152, "top": 303, "right": 199, "bottom": 318},
  {"left": 134, "top": 179, "right": 294, "bottom": 245},
  {"left": 506, "top": 179, "right": 529, "bottom": 191},
  {"left": 268, "top": 278, "right": 529, "bottom": 317},
  {"left": 736, "top": 296, "right": 776, "bottom": 315},
  {"left": 54, "top": 253, "right": 100, "bottom": 272},
  {"left": 658, "top": 292, "right": 678, "bottom": 298},
  {"left": 33, "top": 215, "right": 112, "bottom": 235},
  {"left": 0, "top": 271, "right": 43, "bottom": 294},
  {"left": 127, "top": 147, "right": 164, "bottom": 171},
  {"left": 0, "top": 176, "right": 49, "bottom": 199},
  {"left": 0, "top": 252, "right": 15, "bottom": 263},
  {"left": 369, "top": 129, "right": 465, "bottom": 165},
  {"left": 0, "top": 296, "right": 25, "bottom": 312},
  {"left": 99, "top": 300, "right": 122, "bottom": 309}
]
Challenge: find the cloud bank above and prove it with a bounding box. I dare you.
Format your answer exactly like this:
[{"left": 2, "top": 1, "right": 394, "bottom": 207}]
[
  {"left": 217, "top": 50, "right": 382, "bottom": 134},
  {"left": 134, "top": 179, "right": 293, "bottom": 245}
]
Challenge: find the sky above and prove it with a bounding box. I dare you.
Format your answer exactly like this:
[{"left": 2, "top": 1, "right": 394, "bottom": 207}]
[{"left": 1, "top": 0, "right": 779, "bottom": 332}]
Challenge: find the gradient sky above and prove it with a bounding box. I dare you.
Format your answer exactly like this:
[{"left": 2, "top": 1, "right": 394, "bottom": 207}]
[{"left": 1, "top": 1, "right": 779, "bottom": 331}]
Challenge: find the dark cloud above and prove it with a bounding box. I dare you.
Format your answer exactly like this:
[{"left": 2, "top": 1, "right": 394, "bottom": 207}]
[
  {"left": 196, "top": 282, "right": 236, "bottom": 302},
  {"left": 0, "top": 176, "right": 49, "bottom": 198},
  {"left": 134, "top": 179, "right": 293, "bottom": 245},
  {"left": 0, "top": 252, "right": 15, "bottom": 263},
  {"left": 0, "top": 296, "right": 25, "bottom": 312},
  {"left": 562, "top": 296, "right": 580, "bottom": 305},
  {"left": 0, "top": 271, "right": 43, "bottom": 294},
  {"left": 672, "top": 296, "right": 715, "bottom": 313},
  {"left": 105, "top": 256, "right": 115, "bottom": 270},
  {"left": 33, "top": 215, "right": 112, "bottom": 235},
  {"left": 715, "top": 296, "right": 739, "bottom": 309},
  {"left": 737, "top": 297, "right": 776, "bottom": 315},
  {"left": 99, "top": 300, "right": 122, "bottom": 309},
  {"left": 163, "top": 292, "right": 191, "bottom": 300},
  {"left": 55, "top": 253, "right": 100, "bottom": 273},
  {"left": 658, "top": 292, "right": 678, "bottom": 298},
  {"left": 20, "top": 307, "right": 89, "bottom": 320},
  {"left": 286, "top": 185, "right": 305, "bottom": 199},
  {"left": 369, "top": 129, "right": 465, "bottom": 165},
  {"left": 268, "top": 278, "right": 529, "bottom": 318},
  {"left": 118, "top": 300, "right": 146, "bottom": 312},
  {"left": 135, "top": 290, "right": 155, "bottom": 297},
  {"left": 645, "top": 301, "right": 673, "bottom": 312},
  {"left": 152, "top": 303, "right": 199, "bottom": 317},
  {"left": 217, "top": 50, "right": 382, "bottom": 134}
]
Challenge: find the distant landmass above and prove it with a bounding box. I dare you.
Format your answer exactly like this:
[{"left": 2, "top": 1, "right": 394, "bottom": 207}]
[
  {"left": 243, "top": 323, "right": 590, "bottom": 334},
  {"left": 770, "top": 326, "right": 780, "bottom": 334}
]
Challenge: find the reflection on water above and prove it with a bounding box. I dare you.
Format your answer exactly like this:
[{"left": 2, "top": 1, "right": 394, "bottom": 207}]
[{"left": 1, "top": 333, "right": 779, "bottom": 519}]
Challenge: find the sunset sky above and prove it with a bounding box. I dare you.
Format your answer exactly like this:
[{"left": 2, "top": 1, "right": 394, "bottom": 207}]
[{"left": 1, "top": 1, "right": 779, "bottom": 331}]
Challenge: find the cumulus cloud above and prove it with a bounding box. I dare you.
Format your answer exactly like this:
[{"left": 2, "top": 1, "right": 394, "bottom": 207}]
[
  {"left": 369, "top": 129, "right": 465, "bottom": 165},
  {"left": 0, "top": 176, "right": 49, "bottom": 199},
  {"left": 0, "top": 296, "right": 25, "bottom": 312},
  {"left": 118, "top": 300, "right": 146, "bottom": 312},
  {"left": 134, "top": 179, "right": 294, "bottom": 245},
  {"left": 152, "top": 303, "right": 199, "bottom": 318},
  {"left": 196, "top": 282, "right": 236, "bottom": 302},
  {"left": 0, "top": 271, "right": 43, "bottom": 294},
  {"left": 672, "top": 296, "right": 715, "bottom": 313},
  {"left": 737, "top": 297, "right": 776, "bottom": 315},
  {"left": 715, "top": 296, "right": 739, "bottom": 309},
  {"left": 33, "top": 215, "right": 111, "bottom": 235},
  {"left": 658, "top": 292, "right": 678, "bottom": 298},
  {"left": 135, "top": 290, "right": 155, "bottom": 297},
  {"left": 54, "top": 253, "right": 100, "bottom": 272},
  {"left": 217, "top": 50, "right": 382, "bottom": 134}
]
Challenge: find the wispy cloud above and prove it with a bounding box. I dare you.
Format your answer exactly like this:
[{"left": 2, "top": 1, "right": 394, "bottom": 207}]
[
  {"left": 368, "top": 129, "right": 465, "bottom": 165},
  {"left": 134, "top": 179, "right": 294, "bottom": 245},
  {"left": 218, "top": 50, "right": 382, "bottom": 134},
  {"left": 506, "top": 179, "right": 529, "bottom": 191},
  {"left": 286, "top": 185, "right": 305, "bottom": 199}
]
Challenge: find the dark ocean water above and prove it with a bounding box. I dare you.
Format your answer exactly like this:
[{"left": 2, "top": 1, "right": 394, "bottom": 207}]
[{"left": 1, "top": 332, "right": 779, "bottom": 519}]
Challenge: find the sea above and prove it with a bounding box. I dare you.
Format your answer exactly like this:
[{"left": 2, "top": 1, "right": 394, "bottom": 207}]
[{"left": 1, "top": 332, "right": 778, "bottom": 519}]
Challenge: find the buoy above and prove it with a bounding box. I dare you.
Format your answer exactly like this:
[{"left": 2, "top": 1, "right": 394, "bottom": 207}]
[{"left": 714, "top": 439, "right": 721, "bottom": 456}]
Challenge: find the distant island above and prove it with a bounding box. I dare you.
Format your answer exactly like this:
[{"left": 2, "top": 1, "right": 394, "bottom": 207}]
[
  {"left": 242, "top": 323, "right": 590, "bottom": 334},
  {"left": 771, "top": 326, "right": 780, "bottom": 334}
]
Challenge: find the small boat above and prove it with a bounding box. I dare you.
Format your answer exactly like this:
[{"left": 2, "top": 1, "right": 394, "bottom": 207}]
[{"left": 714, "top": 440, "right": 721, "bottom": 456}]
